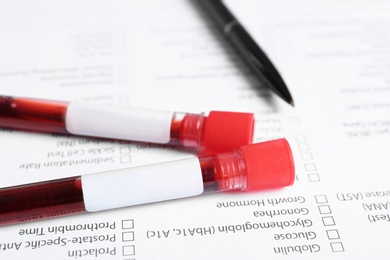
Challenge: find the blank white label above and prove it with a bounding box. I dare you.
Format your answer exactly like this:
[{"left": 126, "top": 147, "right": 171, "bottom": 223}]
[
  {"left": 66, "top": 102, "right": 173, "bottom": 143},
  {"left": 82, "top": 157, "right": 204, "bottom": 212}
]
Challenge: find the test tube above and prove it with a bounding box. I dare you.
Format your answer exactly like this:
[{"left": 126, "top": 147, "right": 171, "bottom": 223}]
[
  {"left": 0, "top": 95, "right": 254, "bottom": 154},
  {"left": 0, "top": 138, "right": 294, "bottom": 226}
]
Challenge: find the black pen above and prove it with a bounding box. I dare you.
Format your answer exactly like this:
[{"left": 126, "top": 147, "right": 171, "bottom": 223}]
[{"left": 198, "top": 0, "right": 294, "bottom": 106}]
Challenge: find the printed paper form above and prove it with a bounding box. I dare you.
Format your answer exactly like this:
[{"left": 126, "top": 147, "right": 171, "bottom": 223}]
[{"left": 1, "top": 0, "right": 390, "bottom": 258}]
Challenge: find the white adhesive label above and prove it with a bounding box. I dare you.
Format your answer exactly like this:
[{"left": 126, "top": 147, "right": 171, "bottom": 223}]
[
  {"left": 81, "top": 157, "right": 204, "bottom": 212},
  {"left": 66, "top": 102, "right": 173, "bottom": 143}
]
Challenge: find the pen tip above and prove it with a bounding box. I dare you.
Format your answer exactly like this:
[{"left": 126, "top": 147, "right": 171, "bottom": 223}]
[{"left": 289, "top": 100, "right": 295, "bottom": 107}]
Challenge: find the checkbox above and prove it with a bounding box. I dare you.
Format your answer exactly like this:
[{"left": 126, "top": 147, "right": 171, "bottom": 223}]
[
  {"left": 118, "top": 94, "right": 129, "bottom": 102},
  {"left": 120, "top": 146, "right": 131, "bottom": 154},
  {"left": 122, "top": 219, "right": 134, "bottom": 229},
  {"left": 330, "top": 242, "right": 344, "bottom": 252},
  {"left": 118, "top": 101, "right": 129, "bottom": 107},
  {"left": 122, "top": 245, "right": 135, "bottom": 256},
  {"left": 120, "top": 155, "right": 131, "bottom": 163},
  {"left": 298, "top": 143, "right": 310, "bottom": 151},
  {"left": 305, "top": 163, "right": 317, "bottom": 172},
  {"left": 289, "top": 116, "right": 300, "bottom": 124},
  {"left": 295, "top": 135, "right": 306, "bottom": 143},
  {"left": 117, "top": 96, "right": 129, "bottom": 107},
  {"left": 322, "top": 216, "right": 336, "bottom": 226},
  {"left": 301, "top": 152, "right": 313, "bottom": 161},
  {"left": 318, "top": 205, "right": 332, "bottom": 214},
  {"left": 122, "top": 231, "right": 135, "bottom": 242},
  {"left": 315, "top": 195, "right": 328, "bottom": 204},
  {"left": 308, "top": 173, "right": 320, "bottom": 182},
  {"left": 327, "top": 229, "right": 340, "bottom": 240}
]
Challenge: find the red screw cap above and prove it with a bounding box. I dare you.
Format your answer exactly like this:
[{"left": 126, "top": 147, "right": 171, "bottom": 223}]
[
  {"left": 239, "top": 138, "right": 295, "bottom": 191},
  {"left": 201, "top": 111, "right": 254, "bottom": 154}
]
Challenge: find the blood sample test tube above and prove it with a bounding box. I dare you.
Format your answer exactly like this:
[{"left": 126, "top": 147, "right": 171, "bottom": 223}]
[
  {"left": 0, "top": 138, "right": 294, "bottom": 226},
  {"left": 0, "top": 95, "right": 254, "bottom": 154}
]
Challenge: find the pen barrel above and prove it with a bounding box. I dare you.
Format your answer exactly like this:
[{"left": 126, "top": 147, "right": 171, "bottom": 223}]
[
  {"left": 198, "top": 0, "right": 293, "bottom": 105},
  {"left": 227, "top": 26, "right": 290, "bottom": 100},
  {"left": 198, "top": 0, "right": 235, "bottom": 29}
]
